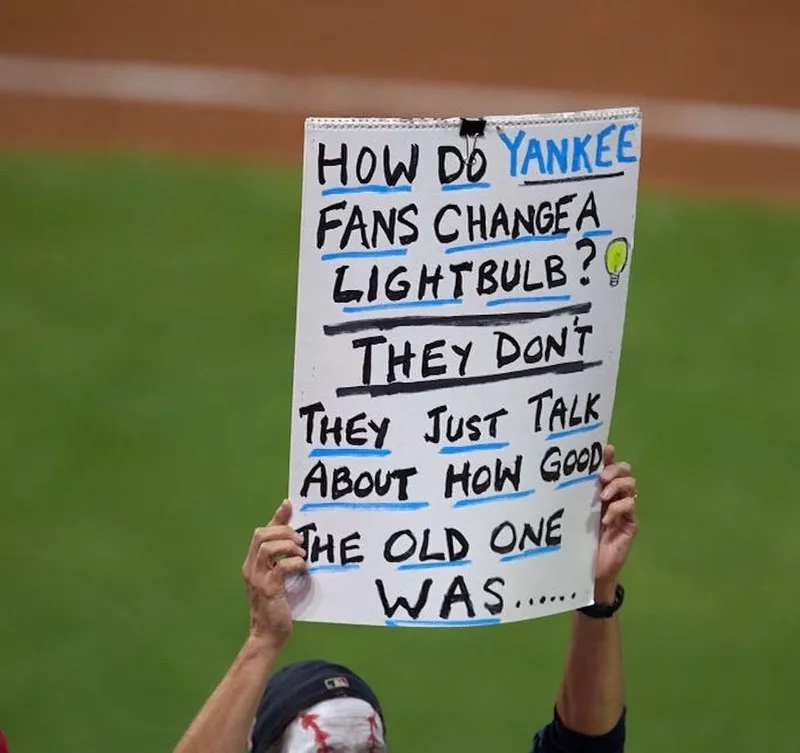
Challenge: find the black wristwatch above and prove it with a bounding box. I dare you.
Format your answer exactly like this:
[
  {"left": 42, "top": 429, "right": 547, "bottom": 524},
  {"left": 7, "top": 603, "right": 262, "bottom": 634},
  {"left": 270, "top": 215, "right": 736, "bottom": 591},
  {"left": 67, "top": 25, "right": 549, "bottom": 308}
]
[{"left": 578, "top": 583, "right": 625, "bottom": 618}]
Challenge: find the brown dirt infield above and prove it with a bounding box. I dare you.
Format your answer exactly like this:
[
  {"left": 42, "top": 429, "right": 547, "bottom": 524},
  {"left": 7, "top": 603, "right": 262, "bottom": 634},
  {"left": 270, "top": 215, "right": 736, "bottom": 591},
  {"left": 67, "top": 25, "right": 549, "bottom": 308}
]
[{"left": 1, "top": 0, "right": 798, "bottom": 201}]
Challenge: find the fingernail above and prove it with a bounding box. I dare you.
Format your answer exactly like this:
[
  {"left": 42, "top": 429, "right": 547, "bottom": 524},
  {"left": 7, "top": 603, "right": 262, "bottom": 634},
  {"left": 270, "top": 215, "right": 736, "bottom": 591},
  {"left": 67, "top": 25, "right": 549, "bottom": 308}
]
[{"left": 294, "top": 533, "right": 303, "bottom": 543}]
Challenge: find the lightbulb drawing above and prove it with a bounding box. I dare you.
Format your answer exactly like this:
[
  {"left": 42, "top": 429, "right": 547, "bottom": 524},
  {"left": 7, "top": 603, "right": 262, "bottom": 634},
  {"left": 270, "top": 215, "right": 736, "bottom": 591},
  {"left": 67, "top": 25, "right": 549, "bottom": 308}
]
[{"left": 604, "top": 237, "right": 630, "bottom": 287}]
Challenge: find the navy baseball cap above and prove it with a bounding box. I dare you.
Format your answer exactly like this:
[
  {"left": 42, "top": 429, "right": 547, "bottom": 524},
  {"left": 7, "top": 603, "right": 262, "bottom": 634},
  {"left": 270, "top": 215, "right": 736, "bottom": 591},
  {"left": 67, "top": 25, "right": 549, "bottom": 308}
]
[{"left": 249, "top": 659, "right": 386, "bottom": 753}]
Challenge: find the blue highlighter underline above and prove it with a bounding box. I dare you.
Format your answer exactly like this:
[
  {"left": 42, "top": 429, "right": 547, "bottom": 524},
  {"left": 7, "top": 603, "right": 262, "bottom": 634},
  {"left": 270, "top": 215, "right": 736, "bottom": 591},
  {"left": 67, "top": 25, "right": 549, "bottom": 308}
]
[
  {"left": 439, "top": 441, "right": 509, "bottom": 455},
  {"left": 546, "top": 422, "right": 604, "bottom": 441},
  {"left": 309, "top": 447, "right": 391, "bottom": 458},
  {"left": 486, "top": 295, "right": 572, "bottom": 307},
  {"left": 499, "top": 544, "right": 562, "bottom": 563},
  {"left": 321, "top": 185, "right": 412, "bottom": 196},
  {"left": 322, "top": 248, "right": 407, "bottom": 261},
  {"left": 343, "top": 298, "right": 462, "bottom": 313},
  {"left": 397, "top": 559, "right": 472, "bottom": 571},
  {"left": 441, "top": 182, "right": 491, "bottom": 192},
  {"left": 307, "top": 564, "right": 361, "bottom": 574},
  {"left": 556, "top": 473, "right": 600, "bottom": 490},
  {"left": 453, "top": 489, "right": 535, "bottom": 508},
  {"left": 300, "top": 501, "right": 429, "bottom": 512},
  {"left": 386, "top": 617, "right": 501, "bottom": 627}
]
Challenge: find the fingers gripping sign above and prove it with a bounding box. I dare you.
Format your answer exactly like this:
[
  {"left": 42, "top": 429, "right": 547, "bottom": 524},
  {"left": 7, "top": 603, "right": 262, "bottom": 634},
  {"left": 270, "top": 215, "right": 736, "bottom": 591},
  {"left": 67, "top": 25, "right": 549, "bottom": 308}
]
[
  {"left": 594, "top": 445, "right": 639, "bottom": 594},
  {"left": 243, "top": 500, "right": 309, "bottom": 648}
]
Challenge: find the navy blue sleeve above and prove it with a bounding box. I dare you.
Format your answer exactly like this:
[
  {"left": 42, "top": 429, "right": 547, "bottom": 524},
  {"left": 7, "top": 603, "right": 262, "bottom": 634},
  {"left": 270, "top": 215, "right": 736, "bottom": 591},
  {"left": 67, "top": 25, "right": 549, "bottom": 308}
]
[{"left": 530, "top": 707, "right": 626, "bottom": 753}]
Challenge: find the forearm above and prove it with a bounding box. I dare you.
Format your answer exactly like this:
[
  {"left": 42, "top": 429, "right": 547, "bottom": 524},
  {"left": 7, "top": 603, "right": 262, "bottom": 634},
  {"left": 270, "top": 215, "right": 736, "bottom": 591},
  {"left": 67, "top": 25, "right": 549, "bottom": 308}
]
[
  {"left": 556, "top": 583, "right": 624, "bottom": 736},
  {"left": 174, "top": 635, "right": 281, "bottom": 753}
]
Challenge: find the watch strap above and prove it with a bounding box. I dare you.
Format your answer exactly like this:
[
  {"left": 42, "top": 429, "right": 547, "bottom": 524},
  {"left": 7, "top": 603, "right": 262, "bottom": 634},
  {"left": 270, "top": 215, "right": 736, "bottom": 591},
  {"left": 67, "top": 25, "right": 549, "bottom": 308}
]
[{"left": 578, "top": 583, "right": 625, "bottom": 618}]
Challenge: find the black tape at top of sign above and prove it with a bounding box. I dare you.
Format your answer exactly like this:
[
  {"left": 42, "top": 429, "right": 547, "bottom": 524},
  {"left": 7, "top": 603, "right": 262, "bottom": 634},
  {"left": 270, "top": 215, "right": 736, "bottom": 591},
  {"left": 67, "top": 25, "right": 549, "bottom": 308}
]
[
  {"left": 458, "top": 117, "right": 487, "bottom": 138},
  {"left": 459, "top": 117, "right": 487, "bottom": 166}
]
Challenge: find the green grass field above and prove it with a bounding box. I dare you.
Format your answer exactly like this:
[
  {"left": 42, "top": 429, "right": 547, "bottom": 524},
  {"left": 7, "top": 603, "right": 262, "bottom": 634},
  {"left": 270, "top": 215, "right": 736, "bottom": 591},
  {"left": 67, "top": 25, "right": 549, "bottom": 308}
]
[{"left": 2, "top": 149, "right": 799, "bottom": 752}]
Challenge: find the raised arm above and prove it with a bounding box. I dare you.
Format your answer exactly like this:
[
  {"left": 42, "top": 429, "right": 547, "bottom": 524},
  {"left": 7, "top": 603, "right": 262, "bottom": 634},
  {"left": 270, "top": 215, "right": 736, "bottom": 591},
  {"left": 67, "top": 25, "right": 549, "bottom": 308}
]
[
  {"left": 174, "top": 500, "right": 307, "bottom": 753},
  {"left": 533, "top": 445, "right": 638, "bottom": 753}
]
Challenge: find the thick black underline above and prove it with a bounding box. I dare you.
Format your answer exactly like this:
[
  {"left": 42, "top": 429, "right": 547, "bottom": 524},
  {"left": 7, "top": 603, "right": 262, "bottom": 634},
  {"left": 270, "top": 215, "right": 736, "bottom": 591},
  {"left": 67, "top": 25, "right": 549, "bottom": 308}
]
[
  {"left": 522, "top": 171, "right": 625, "bottom": 186},
  {"left": 336, "top": 359, "right": 603, "bottom": 397},
  {"left": 323, "top": 302, "right": 591, "bottom": 336}
]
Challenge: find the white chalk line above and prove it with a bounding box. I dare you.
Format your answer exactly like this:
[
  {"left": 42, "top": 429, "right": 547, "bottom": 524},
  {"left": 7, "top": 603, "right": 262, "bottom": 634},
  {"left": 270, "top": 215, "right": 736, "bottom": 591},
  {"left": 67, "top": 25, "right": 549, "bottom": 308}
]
[{"left": 0, "top": 54, "right": 799, "bottom": 150}]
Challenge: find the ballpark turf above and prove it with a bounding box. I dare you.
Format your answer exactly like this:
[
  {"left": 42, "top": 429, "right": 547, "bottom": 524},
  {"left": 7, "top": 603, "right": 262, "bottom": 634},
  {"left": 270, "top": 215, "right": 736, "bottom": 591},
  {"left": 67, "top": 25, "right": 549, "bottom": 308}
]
[{"left": 1, "top": 150, "right": 798, "bottom": 753}]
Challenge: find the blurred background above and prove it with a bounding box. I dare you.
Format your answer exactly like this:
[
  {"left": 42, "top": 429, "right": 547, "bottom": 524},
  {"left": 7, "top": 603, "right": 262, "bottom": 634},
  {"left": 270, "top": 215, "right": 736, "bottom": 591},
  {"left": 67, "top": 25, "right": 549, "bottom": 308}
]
[{"left": 1, "top": 2, "right": 798, "bottom": 752}]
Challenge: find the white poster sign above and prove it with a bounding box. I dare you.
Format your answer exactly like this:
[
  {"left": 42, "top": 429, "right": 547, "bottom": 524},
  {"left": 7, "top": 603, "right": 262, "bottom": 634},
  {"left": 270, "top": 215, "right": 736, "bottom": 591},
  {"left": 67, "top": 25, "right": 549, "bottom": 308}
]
[{"left": 286, "top": 109, "right": 642, "bottom": 627}]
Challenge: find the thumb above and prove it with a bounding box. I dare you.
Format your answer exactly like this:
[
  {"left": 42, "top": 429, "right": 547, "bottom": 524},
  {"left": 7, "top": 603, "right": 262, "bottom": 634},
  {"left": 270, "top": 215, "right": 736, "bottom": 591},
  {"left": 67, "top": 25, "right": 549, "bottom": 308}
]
[
  {"left": 270, "top": 499, "right": 293, "bottom": 526},
  {"left": 603, "top": 444, "right": 616, "bottom": 467}
]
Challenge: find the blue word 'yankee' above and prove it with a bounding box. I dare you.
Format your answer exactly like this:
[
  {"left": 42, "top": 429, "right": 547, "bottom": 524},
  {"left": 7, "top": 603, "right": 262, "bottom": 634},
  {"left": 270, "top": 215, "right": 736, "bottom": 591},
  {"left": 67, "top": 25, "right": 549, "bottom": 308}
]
[{"left": 500, "top": 123, "right": 639, "bottom": 178}]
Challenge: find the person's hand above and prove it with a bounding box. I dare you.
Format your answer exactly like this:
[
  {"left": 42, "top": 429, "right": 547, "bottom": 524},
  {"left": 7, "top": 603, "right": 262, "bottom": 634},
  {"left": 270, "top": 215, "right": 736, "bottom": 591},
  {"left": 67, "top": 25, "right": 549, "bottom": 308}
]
[
  {"left": 594, "top": 445, "right": 638, "bottom": 601},
  {"left": 242, "top": 499, "right": 307, "bottom": 649}
]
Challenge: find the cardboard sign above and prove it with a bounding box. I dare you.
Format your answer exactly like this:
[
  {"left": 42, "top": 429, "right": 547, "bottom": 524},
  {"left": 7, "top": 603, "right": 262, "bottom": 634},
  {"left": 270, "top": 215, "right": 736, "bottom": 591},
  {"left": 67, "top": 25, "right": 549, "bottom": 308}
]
[{"left": 286, "top": 109, "right": 642, "bottom": 627}]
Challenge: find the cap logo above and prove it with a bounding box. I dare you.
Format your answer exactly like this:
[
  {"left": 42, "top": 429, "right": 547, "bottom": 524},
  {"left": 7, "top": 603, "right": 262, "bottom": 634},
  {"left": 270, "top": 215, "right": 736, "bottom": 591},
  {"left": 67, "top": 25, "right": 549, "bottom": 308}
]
[{"left": 323, "top": 676, "right": 350, "bottom": 690}]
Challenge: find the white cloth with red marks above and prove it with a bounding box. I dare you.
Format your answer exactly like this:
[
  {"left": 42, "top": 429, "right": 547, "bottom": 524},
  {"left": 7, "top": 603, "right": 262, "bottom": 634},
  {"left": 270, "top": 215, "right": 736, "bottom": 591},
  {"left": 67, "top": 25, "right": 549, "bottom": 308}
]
[{"left": 275, "top": 697, "right": 386, "bottom": 753}]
